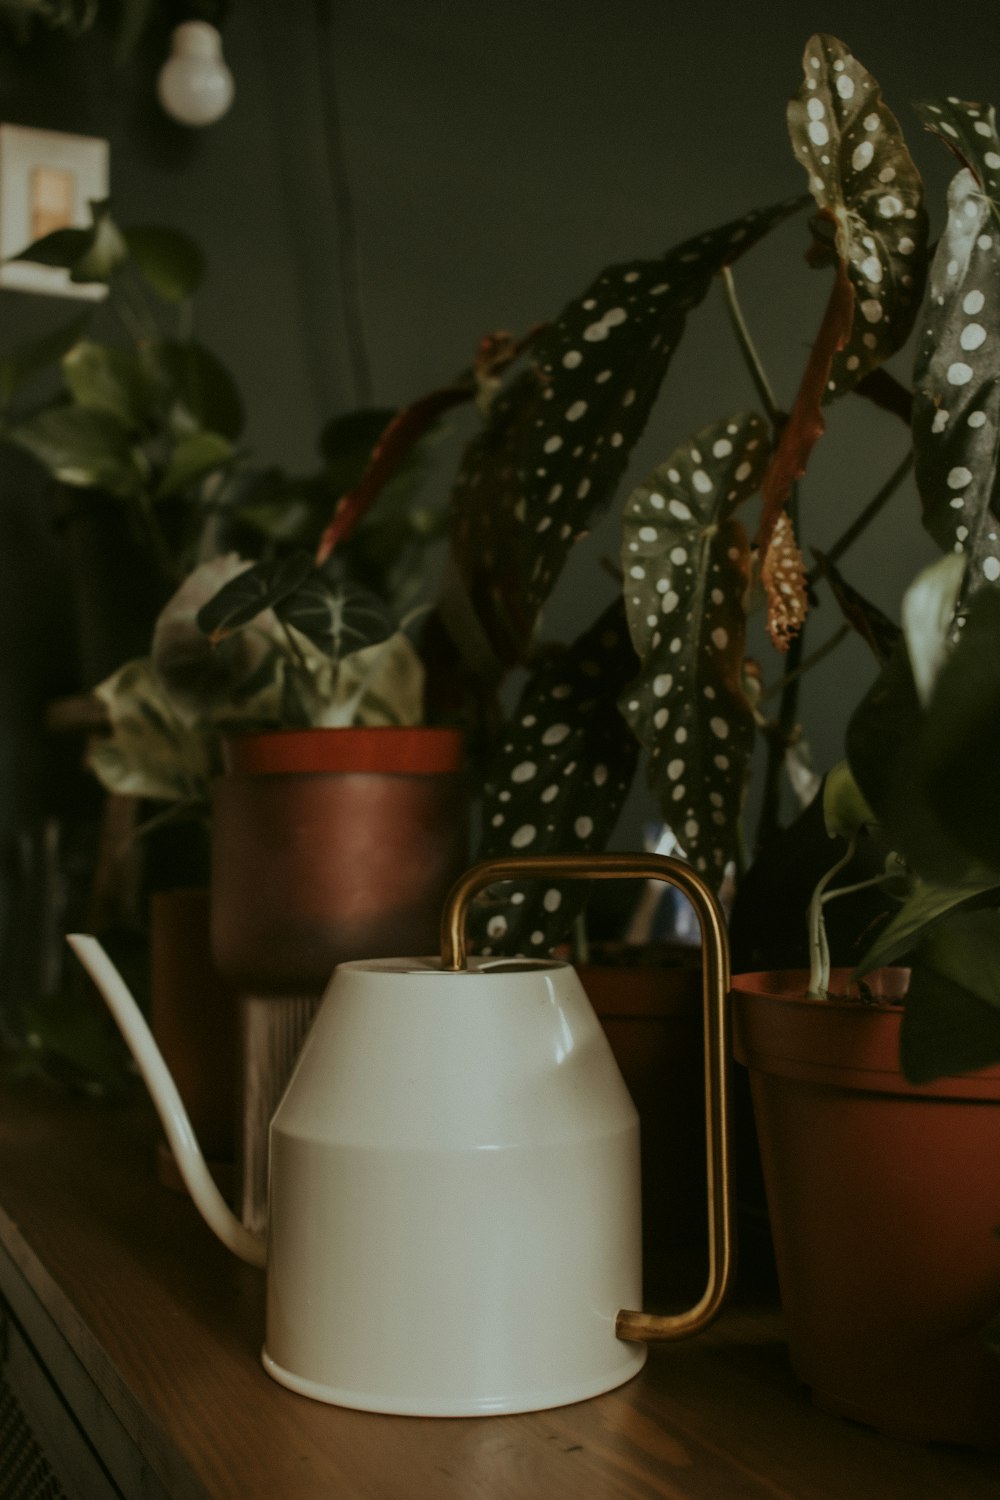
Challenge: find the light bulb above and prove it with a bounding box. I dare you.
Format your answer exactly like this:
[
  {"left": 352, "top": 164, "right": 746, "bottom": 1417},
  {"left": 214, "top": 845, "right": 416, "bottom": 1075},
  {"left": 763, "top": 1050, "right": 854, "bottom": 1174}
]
[{"left": 157, "top": 21, "right": 235, "bottom": 128}]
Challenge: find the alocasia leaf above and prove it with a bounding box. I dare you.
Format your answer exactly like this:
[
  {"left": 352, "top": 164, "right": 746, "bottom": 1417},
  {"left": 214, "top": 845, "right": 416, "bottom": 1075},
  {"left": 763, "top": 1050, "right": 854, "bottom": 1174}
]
[
  {"left": 469, "top": 597, "right": 640, "bottom": 957},
  {"left": 446, "top": 195, "right": 807, "bottom": 670},
  {"left": 912, "top": 99, "right": 1000, "bottom": 597},
  {"left": 197, "top": 552, "right": 314, "bottom": 641},
  {"left": 276, "top": 576, "right": 395, "bottom": 659},
  {"left": 618, "top": 412, "right": 770, "bottom": 879}
]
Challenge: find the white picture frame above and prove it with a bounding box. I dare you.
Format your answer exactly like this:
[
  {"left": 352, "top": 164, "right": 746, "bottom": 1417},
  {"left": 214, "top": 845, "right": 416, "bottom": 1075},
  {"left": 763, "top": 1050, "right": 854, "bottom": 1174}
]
[{"left": 0, "top": 124, "right": 109, "bottom": 299}]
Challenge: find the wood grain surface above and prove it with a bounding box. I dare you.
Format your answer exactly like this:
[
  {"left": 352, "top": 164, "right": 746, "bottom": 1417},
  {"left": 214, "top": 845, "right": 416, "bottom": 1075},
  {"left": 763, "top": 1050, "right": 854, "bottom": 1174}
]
[{"left": 0, "top": 1081, "right": 996, "bottom": 1499}]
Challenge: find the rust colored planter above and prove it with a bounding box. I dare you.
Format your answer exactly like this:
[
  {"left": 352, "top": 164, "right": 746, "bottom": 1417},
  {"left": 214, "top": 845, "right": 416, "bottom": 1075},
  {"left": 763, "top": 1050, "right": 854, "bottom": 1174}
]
[
  {"left": 733, "top": 968, "right": 1000, "bottom": 1446},
  {"left": 576, "top": 946, "right": 707, "bottom": 1299},
  {"left": 211, "top": 726, "right": 468, "bottom": 994}
]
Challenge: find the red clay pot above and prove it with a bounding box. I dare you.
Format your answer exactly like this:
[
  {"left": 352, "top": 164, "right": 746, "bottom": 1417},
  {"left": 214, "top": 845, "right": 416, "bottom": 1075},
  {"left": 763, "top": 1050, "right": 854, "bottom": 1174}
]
[
  {"left": 576, "top": 946, "right": 707, "bottom": 1299},
  {"left": 733, "top": 968, "right": 1000, "bottom": 1446},
  {"left": 210, "top": 726, "right": 468, "bottom": 994}
]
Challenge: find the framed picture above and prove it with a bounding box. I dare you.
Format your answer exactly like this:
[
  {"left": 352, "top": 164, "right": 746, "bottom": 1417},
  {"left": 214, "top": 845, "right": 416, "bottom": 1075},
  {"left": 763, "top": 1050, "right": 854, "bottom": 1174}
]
[{"left": 0, "top": 124, "right": 109, "bottom": 299}]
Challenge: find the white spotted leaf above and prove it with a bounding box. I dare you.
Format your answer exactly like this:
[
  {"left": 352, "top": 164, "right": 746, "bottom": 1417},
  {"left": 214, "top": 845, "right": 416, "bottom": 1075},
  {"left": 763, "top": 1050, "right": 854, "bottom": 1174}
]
[
  {"left": 619, "top": 412, "right": 771, "bottom": 879},
  {"left": 788, "top": 34, "right": 928, "bottom": 397},
  {"left": 446, "top": 195, "right": 807, "bottom": 668},
  {"left": 912, "top": 102, "right": 1000, "bottom": 597},
  {"left": 914, "top": 97, "right": 1000, "bottom": 208},
  {"left": 468, "top": 599, "right": 640, "bottom": 956}
]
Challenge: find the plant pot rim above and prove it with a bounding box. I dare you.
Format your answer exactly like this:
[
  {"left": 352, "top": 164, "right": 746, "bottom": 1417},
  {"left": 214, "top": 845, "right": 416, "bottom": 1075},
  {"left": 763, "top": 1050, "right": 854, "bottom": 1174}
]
[
  {"left": 222, "top": 725, "right": 465, "bottom": 777},
  {"left": 732, "top": 968, "right": 1000, "bottom": 1099}
]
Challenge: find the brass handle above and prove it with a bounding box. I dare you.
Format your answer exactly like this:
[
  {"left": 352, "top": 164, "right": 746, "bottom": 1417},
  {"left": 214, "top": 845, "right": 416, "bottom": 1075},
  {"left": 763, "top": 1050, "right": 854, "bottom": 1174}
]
[{"left": 439, "top": 851, "right": 735, "bottom": 1344}]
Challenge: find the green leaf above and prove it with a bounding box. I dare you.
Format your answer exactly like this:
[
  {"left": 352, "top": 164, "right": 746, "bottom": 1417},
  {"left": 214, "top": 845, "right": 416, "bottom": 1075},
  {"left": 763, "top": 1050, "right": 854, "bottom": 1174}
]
[
  {"left": 0, "top": 311, "right": 89, "bottom": 403},
  {"left": 917, "top": 587, "right": 1000, "bottom": 872},
  {"left": 157, "top": 431, "right": 234, "bottom": 498},
  {"left": 123, "top": 225, "right": 205, "bottom": 302},
  {"left": 901, "top": 552, "right": 966, "bottom": 705},
  {"left": 846, "top": 638, "right": 981, "bottom": 886},
  {"left": 152, "top": 339, "right": 244, "bottom": 441},
  {"left": 196, "top": 552, "right": 314, "bottom": 640},
  {"left": 6, "top": 404, "right": 145, "bottom": 496},
  {"left": 618, "top": 412, "right": 770, "bottom": 879},
  {"left": 62, "top": 340, "right": 158, "bottom": 429},
  {"left": 71, "top": 202, "right": 128, "bottom": 283},
  {"left": 854, "top": 874, "right": 1000, "bottom": 975},
  {"left": 901, "top": 909, "right": 1000, "bottom": 1082},
  {"left": 823, "top": 761, "right": 875, "bottom": 840},
  {"left": 470, "top": 597, "right": 641, "bottom": 956},
  {"left": 9, "top": 225, "right": 93, "bottom": 269},
  {"left": 447, "top": 194, "right": 807, "bottom": 667},
  {"left": 788, "top": 33, "right": 928, "bottom": 398},
  {"left": 911, "top": 107, "right": 1000, "bottom": 588}
]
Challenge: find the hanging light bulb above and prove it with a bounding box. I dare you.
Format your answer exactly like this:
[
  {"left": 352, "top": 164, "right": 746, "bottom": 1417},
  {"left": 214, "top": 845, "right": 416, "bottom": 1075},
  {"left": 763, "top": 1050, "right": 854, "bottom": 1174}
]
[{"left": 157, "top": 21, "right": 235, "bottom": 127}]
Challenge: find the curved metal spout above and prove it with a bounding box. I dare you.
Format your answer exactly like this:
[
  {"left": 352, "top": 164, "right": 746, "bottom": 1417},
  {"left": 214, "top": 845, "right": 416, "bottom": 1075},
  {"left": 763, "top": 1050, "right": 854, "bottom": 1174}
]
[{"left": 67, "top": 934, "right": 267, "bottom": 1269}]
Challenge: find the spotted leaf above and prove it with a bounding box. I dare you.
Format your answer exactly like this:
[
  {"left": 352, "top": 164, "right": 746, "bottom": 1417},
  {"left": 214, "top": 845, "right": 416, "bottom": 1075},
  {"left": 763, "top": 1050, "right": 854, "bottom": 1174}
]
[
  {"left": 760, "top": 511, "right": 808, "bottom": 650},
  {"left": 469, "top": 598, "right": 640, "bottom": 956},
  {"left": 915, "top": 96, "right": 1000, "bottom": 209},
  {"left": 619, "top": 413, "right": 771, "bottom": 879},
  {"left": 446, "top": 195, "right": 807, "bottom": 669},
  {"left": 912, "top": 105, "right": 1000, "bottom": 599},
  {"left": 788, "top": 33, "right": 928, "bottom": 398}
]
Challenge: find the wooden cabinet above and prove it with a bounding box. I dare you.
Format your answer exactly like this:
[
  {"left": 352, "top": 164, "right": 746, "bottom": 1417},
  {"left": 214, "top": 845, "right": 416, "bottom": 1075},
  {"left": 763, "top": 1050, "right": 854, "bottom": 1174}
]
[{"left": 0, "top": 1081, "right": 995, "bottom": 1499}]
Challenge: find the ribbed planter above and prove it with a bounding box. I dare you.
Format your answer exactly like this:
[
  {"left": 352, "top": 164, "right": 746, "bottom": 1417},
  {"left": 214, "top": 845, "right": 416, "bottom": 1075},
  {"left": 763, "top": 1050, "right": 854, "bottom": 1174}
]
[{"left": 733, "top": 968, "right": 1000, "bottom": 1446}]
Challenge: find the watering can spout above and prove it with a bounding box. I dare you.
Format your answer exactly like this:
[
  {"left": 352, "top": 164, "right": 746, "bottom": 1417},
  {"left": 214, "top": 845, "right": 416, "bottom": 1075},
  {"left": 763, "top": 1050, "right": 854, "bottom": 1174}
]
[{"left": 66, "top": 934, "right": 267, "bottom": 1270}]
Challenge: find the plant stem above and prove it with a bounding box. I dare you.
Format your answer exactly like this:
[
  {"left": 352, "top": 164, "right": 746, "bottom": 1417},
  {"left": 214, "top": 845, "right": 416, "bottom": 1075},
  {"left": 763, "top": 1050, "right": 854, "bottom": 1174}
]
[
  {"left": 720, "top": 267, "right": 783, "bottom": 429},
  {"left": 807, "top": 834, "right": 857, "bottom": 996},
  {"left": 760, "top": 622, "right": 850, "bottom": 703},
  {"left": 814, "top": 450, "right": 914, "bottom": 574}
]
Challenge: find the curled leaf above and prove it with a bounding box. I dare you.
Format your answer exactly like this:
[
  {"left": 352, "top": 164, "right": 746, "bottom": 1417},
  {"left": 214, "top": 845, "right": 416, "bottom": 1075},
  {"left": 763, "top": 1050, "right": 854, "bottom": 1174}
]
[{"left": 760, "top": 510, "right": 809, "bottom": 651}]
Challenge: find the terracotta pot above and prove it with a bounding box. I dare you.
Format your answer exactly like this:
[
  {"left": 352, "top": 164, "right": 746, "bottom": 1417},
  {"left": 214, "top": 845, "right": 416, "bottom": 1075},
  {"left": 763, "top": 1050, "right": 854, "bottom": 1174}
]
[
  {"left": 733, "top": 968, "right": 1000, "bottom": 1446},
  {"left": 576, "top": 946, "right": 707, "bottom": 1299},
  {"left": 210, "top": 726, "right": 468, "bottom": 994},
  {"left": 150, "top": 887, "right": 238, "bottom": 1190}
]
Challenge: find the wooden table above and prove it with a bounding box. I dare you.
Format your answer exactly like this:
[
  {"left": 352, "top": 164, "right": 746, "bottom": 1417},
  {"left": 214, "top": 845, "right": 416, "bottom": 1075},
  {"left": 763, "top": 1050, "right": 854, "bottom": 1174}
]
[{"left": 0, "top": 1080, "right": 995, "bottom": 1499}]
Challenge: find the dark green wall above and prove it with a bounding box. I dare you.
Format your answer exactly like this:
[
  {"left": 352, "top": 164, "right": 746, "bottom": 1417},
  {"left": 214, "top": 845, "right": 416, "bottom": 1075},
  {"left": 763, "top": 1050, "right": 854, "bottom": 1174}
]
[{"left": 1, "top": 0, "right": 998, "bottom": 957}]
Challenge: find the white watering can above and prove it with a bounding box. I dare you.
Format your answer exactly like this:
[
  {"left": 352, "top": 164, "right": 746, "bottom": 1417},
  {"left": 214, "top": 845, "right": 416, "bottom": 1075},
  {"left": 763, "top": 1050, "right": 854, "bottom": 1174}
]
[{"left": 68, "top": 852, "right": 734, "bottom": 1417}]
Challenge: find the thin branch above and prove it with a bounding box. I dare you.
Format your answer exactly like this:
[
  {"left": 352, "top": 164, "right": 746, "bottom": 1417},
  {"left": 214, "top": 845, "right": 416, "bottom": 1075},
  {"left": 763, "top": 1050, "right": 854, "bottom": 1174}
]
[
  {"left": 760, "top": 622, "right": 851, "bottom": 703},
  {"left": 815, "top": 450, "right": 914, "bottom": 575},
  {"left": 720, "top": 266, "right": 783, "bottom": 430}
]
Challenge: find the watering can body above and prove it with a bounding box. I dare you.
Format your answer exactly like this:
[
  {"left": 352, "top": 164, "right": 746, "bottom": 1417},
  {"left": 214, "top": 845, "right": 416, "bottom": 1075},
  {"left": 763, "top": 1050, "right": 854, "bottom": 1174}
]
[
  {"left": 69, "top": 851, "right": 734, "bottom": 1417},
  {"left": 265, "top": 955, "right": 644, "bottom": 1413}
]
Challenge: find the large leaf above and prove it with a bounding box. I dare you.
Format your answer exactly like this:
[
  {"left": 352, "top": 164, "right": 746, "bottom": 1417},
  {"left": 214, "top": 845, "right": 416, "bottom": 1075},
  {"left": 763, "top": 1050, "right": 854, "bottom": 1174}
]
[
  {"left": 0, "top": 312, "right": 89, "bottom": 403},
  {"left": 123, "top": 225, "right": 205, "bottom": 302},
  {"left": 854, "top": 874, "right": 1000, "bottom": 975},
  {"left": 901, "top": 909, "right": 1000, "bottom": 1082},
  {"left": 912, "top": 101, "right": 1000, "bottom": 593},
  {"left": 7, "top": 404, "right": 146, "bottom": 496},
  {"left": 470, "top": 597, "right": 640, "bottom": 957},
  {"left": 62, "top": 340, "right": 158, "bottom": 429},
  {"left": 151, "top": 339, "right": 244, "bottom": 441},
  {"left": 445, "top": 194, "right": 807, "bottom": 668},
  {"left": 845, "top": 638, "right": 980, "bottom": 887},
  {"left": 619, "top": 412, "right": 770, "bottom": 879},
  {"left": 917, "top": 586, "right": 1000, "bottom": 873},
  {"left": 157, "top": 431, "right": 235, "bottom": 499},
  {"left": 788, "top": 34, "right": 928, "bottom": 398},
  {"left": 756, "top": 34, "right": 928, "bottom": 619}
]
